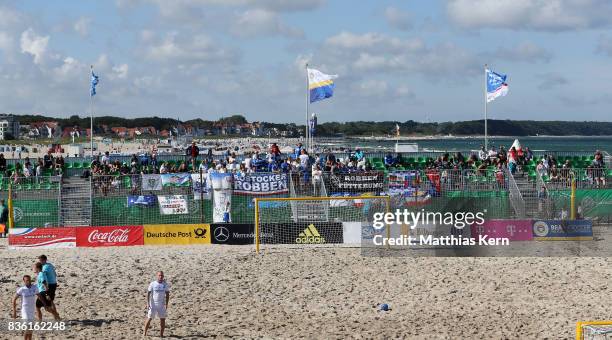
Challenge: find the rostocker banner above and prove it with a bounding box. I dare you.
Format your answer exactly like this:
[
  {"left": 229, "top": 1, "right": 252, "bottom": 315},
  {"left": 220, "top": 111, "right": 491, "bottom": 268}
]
[
  {"left": 142, "top": 174, "right": 162, "bottom": 191},
  {"left": 329, "top": 172, "right": 385, "bottom": 193},
  {"left": 144, "top": 224, "right": 210, "bottom": 245},
  {"left": 233, "top": 173, "right": 288, "bottom": 195},
  {"left": 158, "top": 195, "right": 189, "bottom": 215}
]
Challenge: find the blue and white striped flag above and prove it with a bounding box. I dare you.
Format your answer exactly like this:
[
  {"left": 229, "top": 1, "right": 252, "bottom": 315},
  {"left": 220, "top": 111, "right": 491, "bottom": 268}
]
[
  {"left": 90, "top": 69, "right": 99, "bottom": 97},
  {"left": 486, "top": 68, "right": 508, "bottom": 103}
]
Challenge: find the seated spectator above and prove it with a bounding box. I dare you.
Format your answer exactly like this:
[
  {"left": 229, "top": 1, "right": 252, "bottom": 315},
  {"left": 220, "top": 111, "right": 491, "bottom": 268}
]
[
  {"left": 536, "top": 161, "right": 547, "bottom": 178},
  {"left": 178, "top": 162, "right": 187, "bottom": 173},
  {"left": 159, "top": 162, "right": 168, "bottom": 174}
]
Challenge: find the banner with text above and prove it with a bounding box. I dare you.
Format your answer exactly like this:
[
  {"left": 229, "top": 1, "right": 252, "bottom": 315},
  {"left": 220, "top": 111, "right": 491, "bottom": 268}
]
[
  {"left": 329, "top": 172, "right": 385, "bottom": 193},
  {"left": 211, "top": 173, "right": 233, "bottom": 223},
  {"left": 233, "top": 173, "right": 288, "bottom": 195},
  {"left": 144, "top": 224, "right": 210, "bottom": 245},
  {"left": 9, "top": 227, "right": 76, "bottom": 249},
  {"left": 191, "top": 173, "right": 211, "bottom": 200},
  {"left": 76, "top": 226, "right": 144, "bottom": 247},
  {"left": 471, "top": 219, "right": 533, "bottom": 241},
  {"left": 533, "top": 220, "right": 593, "bottom": 240},
  {"left": 161, "top": 173, "right": 191, "bottom": 186},
  {"left": 158, "top": 195, "right": 189, "bottom": 215}
]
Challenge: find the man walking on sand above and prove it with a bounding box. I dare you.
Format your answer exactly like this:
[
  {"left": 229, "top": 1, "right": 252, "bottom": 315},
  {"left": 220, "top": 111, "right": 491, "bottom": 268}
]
[
  {"left": 12, "top": 275, "right": 38, "bottom": 340},
  {"left": 144, "top": 271, "right": 170, "bottom": 337},
  {"left": 38, "top": 255, "right": 60, "bottom": 318}
]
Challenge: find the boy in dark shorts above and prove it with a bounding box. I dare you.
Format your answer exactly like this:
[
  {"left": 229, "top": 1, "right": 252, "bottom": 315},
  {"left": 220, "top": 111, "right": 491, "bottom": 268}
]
[{"left": 37, "top": 255, "right": 59, "bottom": 312}]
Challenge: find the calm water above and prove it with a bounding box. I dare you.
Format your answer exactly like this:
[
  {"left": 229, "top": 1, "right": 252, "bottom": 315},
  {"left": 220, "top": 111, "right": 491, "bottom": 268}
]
[{"left": 340, "top": 136, "right": 612, "bottom": 153}]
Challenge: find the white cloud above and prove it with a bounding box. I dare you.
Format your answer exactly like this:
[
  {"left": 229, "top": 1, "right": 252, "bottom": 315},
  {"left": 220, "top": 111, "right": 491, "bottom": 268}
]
[
  {"left": 74, "top": 17, "right": 92, "bottom": 37},
  {"left": 447, "top": 0, "right": 612, "bottom": 31},
  {"left": 488, "top": 42, "right": 553, "bottom": 63},
  {"left": 144, "top": 32, "right": 238, "bottom": 64},
  {"left": 325, "top": 31, "right": 424, "bottom": 53},
  {"left": 384, "top": 7, "right": 412, "bottom": 31},
  {"left": 113, "top": 64, "right": 129, "bottom": 79},
  {"left": 230, "top": 9, "right": 303, "bottom": 38},
  {"left": 20, "top": 28, "right": 49, "bottom": 64}
]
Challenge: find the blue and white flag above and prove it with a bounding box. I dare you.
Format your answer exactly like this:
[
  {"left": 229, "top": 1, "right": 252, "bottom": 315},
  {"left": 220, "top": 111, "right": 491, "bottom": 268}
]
[
  {"left": 308, "top": 68, "right": 338, "bottom": 103},
  {"left": 486, "top": 68, "right": 508, "bottom": 103},
  {"left": 90, "top": 69, "right": 99, "bottom": 97}
]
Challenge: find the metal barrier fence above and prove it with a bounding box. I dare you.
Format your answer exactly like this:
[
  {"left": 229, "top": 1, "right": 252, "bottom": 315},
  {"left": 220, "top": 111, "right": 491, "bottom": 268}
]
[{"left": 1, "top": 167, "right": 609, "bottom": 228}]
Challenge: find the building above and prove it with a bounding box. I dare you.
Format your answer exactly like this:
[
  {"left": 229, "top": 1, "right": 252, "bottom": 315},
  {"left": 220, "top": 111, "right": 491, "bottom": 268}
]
[{"left": 0, "top": 114, "right": 20, "bottom": 140}]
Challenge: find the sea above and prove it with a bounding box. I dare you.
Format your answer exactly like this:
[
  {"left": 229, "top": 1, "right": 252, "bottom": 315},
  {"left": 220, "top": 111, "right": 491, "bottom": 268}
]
[{"left": 337, "top": 136, "right": 612, "bottom": 153}]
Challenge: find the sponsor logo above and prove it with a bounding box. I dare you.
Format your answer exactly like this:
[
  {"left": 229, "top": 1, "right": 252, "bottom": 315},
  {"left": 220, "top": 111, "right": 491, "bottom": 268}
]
[
  {"left": 194, "top": 227, "right": 207, "bottom": 238},
  {"left": 13, "top": 207, "right": 23, "bottom": 222},
  {"left": 88, "top": 228, "right": 130, "bottom": 243},
  {"left": 214, "top": 226, "right": 229, "bottom": 242},
  {"left": 533, "top": 221, "right": 549, "bottom": 237},
  {"left": 296, "top": 224, "right": 326, "bottom": 244}
]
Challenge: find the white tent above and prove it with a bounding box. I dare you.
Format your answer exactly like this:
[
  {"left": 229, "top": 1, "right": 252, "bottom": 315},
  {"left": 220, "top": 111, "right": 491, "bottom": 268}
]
[{"left": 510, "top": 138, "right": 522, "bottom": 151}]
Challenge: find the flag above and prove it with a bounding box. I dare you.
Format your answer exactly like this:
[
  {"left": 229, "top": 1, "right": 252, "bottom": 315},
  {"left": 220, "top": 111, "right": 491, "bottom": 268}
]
[
  {"left": 486, "top": 68, "right": 508, "bottom": 103},
  {"left": 90, "top": 69, "right": 99, "bottom": 97},
  {"left": 308, "top": 68, "right": 338, "bottom": 103},
  {"left": 395, "top": 123, "right": 400, "bottom": 137},
  {"left": 309, "top": 113, "right": 317, "bottom": 136}
]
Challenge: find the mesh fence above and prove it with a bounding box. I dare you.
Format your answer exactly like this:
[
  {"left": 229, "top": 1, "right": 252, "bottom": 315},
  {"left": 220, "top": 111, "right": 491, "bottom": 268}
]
[{"left": 0, "top": 176, "right": 61, "bottom": 228}]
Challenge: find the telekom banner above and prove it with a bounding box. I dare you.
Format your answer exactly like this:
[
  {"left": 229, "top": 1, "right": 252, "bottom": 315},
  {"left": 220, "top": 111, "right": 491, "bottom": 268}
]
[
  {"left": 470, "top": 219, "right": 533, "bottom": 241},
  {"left": 76, "top": 226, "right": 144, "bottom": 247}
]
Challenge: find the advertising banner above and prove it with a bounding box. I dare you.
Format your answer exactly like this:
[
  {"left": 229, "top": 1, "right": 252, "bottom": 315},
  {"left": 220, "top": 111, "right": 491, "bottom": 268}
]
[
  {"left": 471, "top": 219, "right": 533, "bottom": 241},
  {"left": 161, "top": 173, "right": 191, "bottom": 186},
  {"left": 141, "top": 174, "right": 162, "bottom": 191},
  {"left": 158, "top": 195, "right": 189, "bottom": 215},
  {"left": 532, "top": 220, "right": 593, "bottom": 240},
  {"left": 76, "top": 226, "right": 144, "bottom": 247},
  {"left": 210, "top": 223, "right": 264, "bottom": 245},
  {"left": 258, "top": 222, "right": 343, "bottom": 244},
  {"left": 233, "top": 173, "right": 288, "bottom": 195},
  {"left": 127, "top": 195, "right": 157, "bottom": 207},
  {"left": 144, "top": 224, "right": 210, "bottom": 245},
  {"left": 329, "top": 172, "right": 384, "bottom": 193},
  {"left": 191, "top": 173, "right": 211, "bottom": 200},
  {"left": 211, "top": 173, "right": 233, "bottom": 223},
  {"left": 9, "top": 227, "right": 76, "bottom": 249}
]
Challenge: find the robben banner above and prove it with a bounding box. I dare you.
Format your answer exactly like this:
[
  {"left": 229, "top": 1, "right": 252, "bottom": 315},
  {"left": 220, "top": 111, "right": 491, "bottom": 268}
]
[
  {"left": 76, "top": 226, "right": 144, "bottom": 247},
  {"left": 471, "top": 219, "right": 533, "bottom": 241},
  {"left": 329, "top": 172, "right": 385, "bottom": 193},
  {"left": 191, "top": 173, "right": 211, "bottom": 200},
  {"left": 211, "top": 172, "right": 233, "bottom": 223},
  {"left": 532, "top": 220, "right": 593, "bottom": 240},
  {"left": 127, "top": 195, "right": 157, "bottom": 207},
  {"left": 142, "top": 174, "right": 162, "bottom": 191},
  {"left": 158, "top": 195, "right": 189, "bottom": 215},
  {"left": 161, "top": 173, "right": 190, "bottom": 186},
  {"left": 233, "top": 173, "right": 288, "bottom": 195},
  {"left": 144, "top": 224, "right": 210, "bottom": 245},
  {"left": 9, "top": 227, "right": 76, "bottom": 249}
]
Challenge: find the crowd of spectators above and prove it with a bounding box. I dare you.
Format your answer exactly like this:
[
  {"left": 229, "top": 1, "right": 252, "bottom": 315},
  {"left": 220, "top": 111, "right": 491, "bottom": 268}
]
[{"left": 0, "top": 151, "right": 64, "bottom": 185}]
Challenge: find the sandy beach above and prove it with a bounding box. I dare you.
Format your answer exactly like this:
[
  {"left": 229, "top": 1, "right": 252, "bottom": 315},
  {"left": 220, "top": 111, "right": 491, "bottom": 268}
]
[{"left": 1, "top": 239, "right": 611, "bottom": 339}]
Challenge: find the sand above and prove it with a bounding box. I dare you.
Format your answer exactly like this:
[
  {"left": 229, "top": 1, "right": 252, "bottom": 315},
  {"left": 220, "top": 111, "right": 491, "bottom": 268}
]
[{"left": 1, "top": 239, "right": 612, "bottom": 339}]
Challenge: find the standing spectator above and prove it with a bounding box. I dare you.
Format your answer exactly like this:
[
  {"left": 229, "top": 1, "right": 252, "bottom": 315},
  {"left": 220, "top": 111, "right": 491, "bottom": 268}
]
[
  {"left": 143, "top": 271, "right": 170, "bottom": 337},
  {"left": 293, "top": 143, "right": 303, "bottom": 159},
  {"left": 43, "top": 151, "right": 54, "bottom": 169},
  {"left": 538, "top": 185, "right": 548, "bottom": 214},
  {"left": 101, "top": 151, "right": 110, "bottom": 165},
  {"left": 186, "top": 142, "right": 199, "bottom": 171},
  {"left": 0, "top": 199, "right": 7, "bottom": 238},
  {"left": 0, "top": 153, "right": 6, "bottom": 173}
]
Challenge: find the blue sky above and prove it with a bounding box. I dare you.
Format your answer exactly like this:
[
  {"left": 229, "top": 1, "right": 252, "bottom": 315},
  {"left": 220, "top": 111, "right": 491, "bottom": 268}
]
[{"left": 1, "top": 0, "right": 612, "bottom": 123}]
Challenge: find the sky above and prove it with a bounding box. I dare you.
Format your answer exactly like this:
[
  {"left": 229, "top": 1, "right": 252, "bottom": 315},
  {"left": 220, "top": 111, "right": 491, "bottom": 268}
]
[{"left": 1, "top": 0, "right": 612, "bottom": 123}]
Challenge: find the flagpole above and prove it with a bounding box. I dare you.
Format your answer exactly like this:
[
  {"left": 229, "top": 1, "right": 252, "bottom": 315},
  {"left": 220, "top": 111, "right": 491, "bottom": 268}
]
[
  {"left": 90, "top": 65, "right": 94, "bottom": 159},
  {"left": 305, "top": 63, "right": 310, "bottom": 152},
  {"left": 484, "top": 64, "right": 488, "bottom": 151}
]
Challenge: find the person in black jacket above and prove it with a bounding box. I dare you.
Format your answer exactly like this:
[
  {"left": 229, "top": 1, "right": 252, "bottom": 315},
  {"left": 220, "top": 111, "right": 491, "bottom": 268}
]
[{"left": 0, "top": 154, "right": 6, "bottom": 173}]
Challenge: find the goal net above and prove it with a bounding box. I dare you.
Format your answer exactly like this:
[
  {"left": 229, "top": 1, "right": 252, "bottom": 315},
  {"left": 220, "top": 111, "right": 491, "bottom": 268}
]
[{"left": 254, "top": 196, "right": 390, "bottom": 252}]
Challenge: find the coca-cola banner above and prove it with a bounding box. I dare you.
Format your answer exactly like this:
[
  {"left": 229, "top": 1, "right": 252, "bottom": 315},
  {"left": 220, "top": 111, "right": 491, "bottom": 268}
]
[{"left": 76, "top": 226, "right": 144, "bottom": 247}]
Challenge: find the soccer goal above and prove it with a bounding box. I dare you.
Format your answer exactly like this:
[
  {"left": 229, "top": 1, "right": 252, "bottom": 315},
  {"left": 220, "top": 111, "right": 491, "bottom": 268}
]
[{"left": 254, "top": 196, "right": 390, "bottom": 252}]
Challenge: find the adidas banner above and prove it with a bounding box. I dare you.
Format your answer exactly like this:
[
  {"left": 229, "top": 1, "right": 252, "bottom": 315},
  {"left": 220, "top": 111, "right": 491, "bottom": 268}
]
[
  {"left": 259, "top": 222, "right": 343, "bottom": 244},
  {"left": 329, "top": 172, "right": 385, "bottom": 193}
]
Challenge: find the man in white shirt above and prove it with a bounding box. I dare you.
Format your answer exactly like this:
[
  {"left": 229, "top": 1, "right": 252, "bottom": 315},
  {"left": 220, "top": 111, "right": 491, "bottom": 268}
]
[
  {"left": 12, "top": 275, "right": 38, "bottom": 340},
  {"left": 478, "top": 146, "right": 487, "bottom": 161},
  {"left": 144, "top": 271, "right": 170, "bottom": 337}
]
